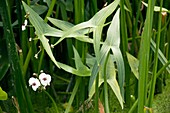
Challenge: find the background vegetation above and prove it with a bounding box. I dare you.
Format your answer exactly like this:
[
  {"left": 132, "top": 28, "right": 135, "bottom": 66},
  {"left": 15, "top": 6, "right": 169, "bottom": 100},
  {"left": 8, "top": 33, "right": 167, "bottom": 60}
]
[{"left": 0, "top": 0, "right": 170, "bottom": 113}]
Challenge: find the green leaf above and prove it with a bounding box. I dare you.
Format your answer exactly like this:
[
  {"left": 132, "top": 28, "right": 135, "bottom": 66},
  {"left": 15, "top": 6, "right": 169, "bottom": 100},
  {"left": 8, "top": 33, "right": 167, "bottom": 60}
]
[
  {"left": 0, "top": 87, "right": 7, "bottom": 100},
  {"left": 47, "top": 17, "right": 93, "bottom": 43},
  {"left": 22, "top": 2, "right": 93, "bottom": 75},
  {"left": 54, "top": 0, "right": 120, "bottom": 45},
  {"left": 58, "top": 62, "right": 90, "bottom": 76},
  {"left": 107, "top": 8, "right": 125, "bottom": 99},
  {"left": 88, "top": 44, "right": 110, "bottom": 92},
  {"left": 106, "top": 56, "right": 124, "bottom": 109},
  {"left": 88, "top": 56, "right": 124, "bottom": 109},
  {"left": 22, "top": 1, "right": 48, "bottom": 35},
  {"left": 111, "top": 47, "right": 125, "bottom": 97},
  {"left": 88, "top": 9, "right": 125, "bottom": 98},
  {"left": 39, "top": 35, "right": 60, "bottom": 68},
  {"left": 73, "top": 46, "right": 91, "bottom": 76},
  {"left": 22, "top": 2, "right": 60, "bottom": 68},
  {"left": 126, "top": 52, "right": 139, "bottom": 79},
  {"left": 47, "top": 17, "right": 74, "bottom": 30}
]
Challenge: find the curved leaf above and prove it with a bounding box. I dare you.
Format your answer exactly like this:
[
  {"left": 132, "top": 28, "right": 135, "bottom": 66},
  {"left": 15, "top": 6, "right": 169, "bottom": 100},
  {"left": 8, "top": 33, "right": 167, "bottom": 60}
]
[{"left": 0, "top": 87, "right": 7, "bottom": 100}]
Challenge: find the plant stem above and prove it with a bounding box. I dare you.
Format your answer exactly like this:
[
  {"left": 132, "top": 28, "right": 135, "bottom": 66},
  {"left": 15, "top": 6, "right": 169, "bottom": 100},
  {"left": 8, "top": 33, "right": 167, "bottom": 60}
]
[
  {"left": 128, "top": 99, "right": 138, "bottom": 113},
  {"left": 104, "top": 54, "right": 110, "bottom": 113},
  {"left": 95, "top": 74, "right": 99, "bottom": 113},
  {"left": 44, "top": 0, "right": 57, "bottom": 22},
  {"left": 148, "top": 0, "right": 163, "bottom": 107},
  {"left": 65, "top": 77, "right": 81, "bottom": 113},
  {"left": 44, "top": 90, "right": 59, "bottom": 113}
]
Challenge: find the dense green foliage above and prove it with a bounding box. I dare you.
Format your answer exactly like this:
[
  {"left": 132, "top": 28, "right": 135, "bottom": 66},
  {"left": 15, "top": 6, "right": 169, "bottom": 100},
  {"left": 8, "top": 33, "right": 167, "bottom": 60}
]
[{"left": 0, "top": 0, "right": 170, "bottom": 113}]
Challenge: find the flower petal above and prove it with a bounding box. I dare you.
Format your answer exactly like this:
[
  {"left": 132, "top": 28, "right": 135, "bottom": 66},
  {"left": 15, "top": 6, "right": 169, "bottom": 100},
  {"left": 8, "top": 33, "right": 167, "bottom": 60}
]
[
  {"left": 28, "top": 77, "right": 41, "bottom": 91},
  {"left": 39, "top": 73, "right": 51, "bottom": 86}
]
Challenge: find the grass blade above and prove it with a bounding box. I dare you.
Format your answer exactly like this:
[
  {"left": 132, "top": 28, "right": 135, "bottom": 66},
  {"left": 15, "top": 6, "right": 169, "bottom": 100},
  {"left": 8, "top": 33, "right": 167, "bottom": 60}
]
[{"left": 138, "top": 0, "right": 155, "bottom": 112}]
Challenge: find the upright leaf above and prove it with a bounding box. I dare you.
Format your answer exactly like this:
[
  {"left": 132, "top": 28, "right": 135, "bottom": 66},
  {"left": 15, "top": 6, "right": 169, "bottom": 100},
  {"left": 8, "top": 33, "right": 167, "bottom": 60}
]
[
  {"left": 126, "top": 52, "right": 139, "bottom": 79},
  {"left": 138, "top": 0, "right": 155, "bottom": 112}
]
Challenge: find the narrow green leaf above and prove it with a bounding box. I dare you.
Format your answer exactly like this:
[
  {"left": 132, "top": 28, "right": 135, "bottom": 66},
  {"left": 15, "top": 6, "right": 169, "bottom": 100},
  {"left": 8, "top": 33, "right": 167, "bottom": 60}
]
[
  {"left": 0, "top": 87, "right": 8, "bottom": 100},
  {"left": 126, "top": 52, "right": 139, "bottom": 79},
  {"left": 58, "top": 62, "right": 90, "bottom": 76},
  {"left": 151, "top": 39, "right": 170, "bottom": 73},
  {"left": 47, "top": 17, "right": 93, "bottom": 34},
  {"left": 47, "top": 17, "right": 94, "bottom": 43},
  {"left": 47, "top": 17, "right": 74, "bottom": 30},
  {"left": 39, "top": 35, "right": 60, "bottom": 68},
  {"left": 111, "top": 47, "right": 125, "bottom": 97},
  {"left": 105, "top": 8, "right": 120, "bottom": 47},
  {"left": 93, "top": 26, "right": 103, "bottom": 61},
  {"left": 22, "top": 1, "right": 49, "bottom": 35},
  {"left": 106, "top": 57, "right": 124, "bottom": 109},
  {"left": 138, "top": 0, "right": 155, "bottom": 112},
  {"left": 73, "top": 46, "right": 91, "bottom": 75}
]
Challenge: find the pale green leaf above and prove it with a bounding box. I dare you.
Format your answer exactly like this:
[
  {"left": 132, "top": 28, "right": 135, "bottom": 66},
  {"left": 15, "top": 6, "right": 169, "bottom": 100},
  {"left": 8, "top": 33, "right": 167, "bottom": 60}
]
[
  {"left": 88, "top": 9, "right": 125, "bottom": 98},
  {"left": 111, "top": 47, "right": 125, "bottom": 98},
  {"left": 105, "top": 9, "right": 120, "bottom": 47},
  {"left": 22, "top": 1, "right": 50, "bottom": 35},
  {"left": 126, "top": 52, "right": 139, "bottom": 79},
  {"left": 88, "top": 56, "right": 124, "bottom": 109},
  {"left": 58, "top": 62, "right": 90, "bottom": 76},
  {"left": 105, "top": 8, "right": 125, "bottom": 98},
  {"left": 47, "top": 17, "right": 93, "bottom": 43},
  {"left": 106, "top": 57, "right": 124, "bottom": 109},
  {"left": 150, "top": 39, "right": 170, "bottom": 73},
  {"left": 55, "top": 0, "right": 120, "bottom": 45},
  {"left": 88, "top": 44, "right": 110, "bottom": 92},
  {"left": 142, "top": 1, "right": 169, "bottom": 12},
  {"left": 73, "top": 46, "right": 91, "bottom": 76},
  {"left": 47, "top": 17, "right": 93, "bottom": 34}
]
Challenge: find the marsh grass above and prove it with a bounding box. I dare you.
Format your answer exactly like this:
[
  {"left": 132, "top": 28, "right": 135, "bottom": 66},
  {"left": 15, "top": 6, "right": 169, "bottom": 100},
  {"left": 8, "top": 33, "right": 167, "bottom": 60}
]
[{"left": 0, "top": 0, "right": 170, "bottom": 113}]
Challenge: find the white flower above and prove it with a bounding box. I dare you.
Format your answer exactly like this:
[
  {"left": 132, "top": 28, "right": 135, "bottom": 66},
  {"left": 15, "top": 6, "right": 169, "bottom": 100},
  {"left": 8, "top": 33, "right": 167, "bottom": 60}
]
[
  {"left": 39, "top": 73, "right": 51, "bottom": 87},
  {"left": 29, "top": 77, "right": 41, "bottom": 91},
  {"left": 22, "top": 19, "right": 28, "bottom": 31},
  {"left": 22, "top": 25, "right": 26, "bottom": 31}
]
